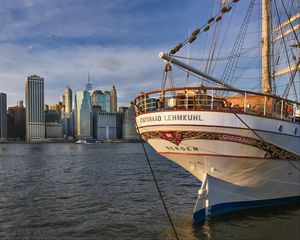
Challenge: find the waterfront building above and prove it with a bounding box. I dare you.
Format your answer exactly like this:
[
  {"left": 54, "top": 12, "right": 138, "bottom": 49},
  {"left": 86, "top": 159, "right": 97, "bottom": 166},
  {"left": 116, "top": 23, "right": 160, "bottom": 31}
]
[
  {"left": 116, "top": 106, "right": 129, "bottom": 139},
  {"left": 45, "top": 122, "right": 63, "bottom": 138},
  {"left": 7, "top": 114, "right": 15, "bottom": 140},
  {"left": 75, "top": 90, "right": 92, "bottom": 139},
  {"left": 62, "top": 111, "right": 74, "bottom": 140},
  {"left": 45, "top": 109, "right": 60, "bottom": 123},
  {"left": 122, "top": 105, "right": 139, "bottom": 140},
  {"left": 116, "top": 112, "right": 124, "bottom": 139},
  {"left": 104, "top": 91, "right": 111, "bottom": 112},
  {"left": 93, "top": 112, "right": 116, "bottom": 141},
  {"left": 25, "top": 75, "right": 45, "bottom": 141},
  {"left": 7, "top": 101, "right": 26, "bottom": 140},
  {"left": 0, "top": 93, "right": 7, "bottom": 140},
  {"left": 110, "top": 85, "right": 117, "bottom": 113}
]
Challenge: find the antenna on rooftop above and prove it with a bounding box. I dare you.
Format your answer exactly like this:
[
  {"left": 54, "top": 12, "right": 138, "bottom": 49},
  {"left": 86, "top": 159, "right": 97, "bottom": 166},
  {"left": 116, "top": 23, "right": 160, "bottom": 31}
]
[{"left": 85, "top": 71, "right": 93, "bottom": 91}]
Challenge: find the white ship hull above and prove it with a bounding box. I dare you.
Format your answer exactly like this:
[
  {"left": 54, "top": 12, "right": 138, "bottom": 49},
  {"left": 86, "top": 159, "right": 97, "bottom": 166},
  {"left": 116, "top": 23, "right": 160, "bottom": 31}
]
[{"left": 136, "top": 111, "right": 300, "bottom": 223}]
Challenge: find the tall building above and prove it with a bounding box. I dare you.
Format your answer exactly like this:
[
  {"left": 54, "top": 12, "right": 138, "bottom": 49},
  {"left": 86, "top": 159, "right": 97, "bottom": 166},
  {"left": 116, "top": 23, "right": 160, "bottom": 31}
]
[
  {"left": 7, "top": 101, "right": 26, "bottom": 140},
  {"left": 122, "top": 105, "right": 139, "bottom": 140},
  {"left": 93, "top": 112, "right": 116, "bottom": 141},
  {"left": 110, "top": 85, "right": 117, "bottom": 113},
  {"left": 60, "top": 95, "right": 65, "bottom": 116},
  {"left": 85, "top": 73, "right": 93, "bottom": 91},
  {"left": 75, "top": 90, "right": 92, "bottom": 139},
  {"left": 104, "top": 91, "right": 111, "bottom": 112},
  {"left": 49, "top": 103, "right": 63, "bottom": 117},
  {"left": 0, "top": 93, "right": 7, "bottom": 140},
  {"left": 45, "top": 122, "right": 63, "bottom": 139},
  {"left": 116, "top": 112, "right": 124, "bottom": 139},
  {"left": 119, "top": 106, "right": 128, "bottom": 113},
  {"left": 64, "top": 86, "right": 72, "bottom": 115},
  {"left": 90, "top": 90, "right": 105, "bottom": 111},
  {"left": 62, "top": 86, "right": 73, "bottom": 139},
  {"left": 25, "top": 75, "right": 45, "bottom": 141}
]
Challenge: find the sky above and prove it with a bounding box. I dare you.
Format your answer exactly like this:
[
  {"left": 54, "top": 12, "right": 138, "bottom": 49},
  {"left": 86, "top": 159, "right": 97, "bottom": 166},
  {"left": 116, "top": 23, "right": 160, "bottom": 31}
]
[{"left": 0, "top": 0, "right": 266, "bottom": 107}]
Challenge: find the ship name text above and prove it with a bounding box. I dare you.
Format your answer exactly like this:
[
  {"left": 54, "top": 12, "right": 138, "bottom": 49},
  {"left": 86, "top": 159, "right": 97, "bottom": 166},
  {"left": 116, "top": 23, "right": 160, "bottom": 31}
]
[{"left": 139, "top": 114, "right": 203, "bottom": 123}]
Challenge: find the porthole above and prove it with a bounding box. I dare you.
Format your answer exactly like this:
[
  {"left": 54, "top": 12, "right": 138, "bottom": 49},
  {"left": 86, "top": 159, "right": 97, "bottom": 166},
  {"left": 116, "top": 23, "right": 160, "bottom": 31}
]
[
  {"left": 278, "top": 125, "right": 283, "bottom": 132},
  {"left": 294, "top": 128, "right": 298, "bottom": 135}
]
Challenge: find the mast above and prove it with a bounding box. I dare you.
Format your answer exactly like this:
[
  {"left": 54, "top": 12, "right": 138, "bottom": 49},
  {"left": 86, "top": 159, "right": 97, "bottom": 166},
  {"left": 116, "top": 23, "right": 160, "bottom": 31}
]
[{"left": 262, "top": 0, "right": 272, "bottom": 94}]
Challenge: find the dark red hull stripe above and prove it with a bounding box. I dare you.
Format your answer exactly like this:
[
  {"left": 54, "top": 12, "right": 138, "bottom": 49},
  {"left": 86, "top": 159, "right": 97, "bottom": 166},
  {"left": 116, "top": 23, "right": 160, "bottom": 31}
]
[{"left": 141, "top": 130, "right": 300, "bottom": 160}]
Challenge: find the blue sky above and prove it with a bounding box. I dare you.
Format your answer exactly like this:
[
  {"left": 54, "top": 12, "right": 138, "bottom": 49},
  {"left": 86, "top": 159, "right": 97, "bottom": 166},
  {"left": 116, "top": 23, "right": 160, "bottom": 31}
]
[{"left": 0, "top": 0, "right": 264, "bottom": 107}]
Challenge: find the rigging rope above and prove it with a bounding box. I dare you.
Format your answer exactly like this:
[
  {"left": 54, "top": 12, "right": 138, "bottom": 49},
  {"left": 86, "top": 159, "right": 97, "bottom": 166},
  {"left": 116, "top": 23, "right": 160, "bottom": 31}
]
[
  {"left": 221, "top": 0, "right": 256, "bottom": 85},
  {"left": 134, "top": 122, "right": 180, "bottom": 240},
  {"left": 203, "top": 0, "right": 224, "bottom": 77},
  {"left": 280, "top": 0, "right": 300, "bottom": 100},
  {"left": 201, "top": 0, "right": 217, "bottom": 75},
  {"left": 210, "top": 5, "right": 237, "bottom": 77},
  {"left": 230, "top": 48, "right": 261, "bottom": 86},
  {"left": 169, "top": 0, "right": 240, "bottom": 55},
  {"left": 229, "top": 108, "right": 300, "bottom": 172},
  {"left": 172, "top": 45, "right": 259, "bottom": 62},
  {"left": 274, "top": 0, "right": 298, "bottom": 100}
]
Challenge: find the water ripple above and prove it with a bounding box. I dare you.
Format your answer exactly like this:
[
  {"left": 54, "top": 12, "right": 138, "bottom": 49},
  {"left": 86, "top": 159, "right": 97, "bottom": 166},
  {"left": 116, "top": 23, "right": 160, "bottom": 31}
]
[{"left": 0, "top": 143, "right": 299, "bottom": 240}]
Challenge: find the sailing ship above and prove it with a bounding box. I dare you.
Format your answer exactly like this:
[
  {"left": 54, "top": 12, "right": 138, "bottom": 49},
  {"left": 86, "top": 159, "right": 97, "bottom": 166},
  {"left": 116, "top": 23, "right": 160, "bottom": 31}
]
[{"left": 134, "top": 0, "right": 300, "bottom": 223}]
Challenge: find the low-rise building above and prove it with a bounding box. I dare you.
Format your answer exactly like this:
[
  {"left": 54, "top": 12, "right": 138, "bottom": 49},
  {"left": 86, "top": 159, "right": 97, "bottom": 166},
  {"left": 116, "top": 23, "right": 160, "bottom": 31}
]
[
  {"left": 122, "top": 106, "right": 139, "bottom": 140},
  {"left": 45, "top": 122, "right": 63, "bottom": 138},
  {"left": 94, "top": 112, "right": 116, "bottom": 141}
]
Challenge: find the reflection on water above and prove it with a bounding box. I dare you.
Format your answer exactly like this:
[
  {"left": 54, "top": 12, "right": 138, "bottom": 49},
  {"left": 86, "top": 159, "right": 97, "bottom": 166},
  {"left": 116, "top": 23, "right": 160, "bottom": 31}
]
[
  {"left": 159, "top": 204, "right": 300, "bottom": 240},
  {"left": 0, "top": 143, "right": 299, "bottom": 240}
]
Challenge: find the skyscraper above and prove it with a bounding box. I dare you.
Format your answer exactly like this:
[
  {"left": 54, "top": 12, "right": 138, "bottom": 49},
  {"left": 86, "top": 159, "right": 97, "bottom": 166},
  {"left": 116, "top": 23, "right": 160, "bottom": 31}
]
[
  {"left": 7, "top": 101, "right": 26, "bottom": 140},
  {"left": 0, "top": 93, "right": 7, "bottom": 140},
  {"left": 110, "top": 85, "right": 117, "bottom": 113},
  {"left": 75, "top": 90, "right": 92, "bottom": 139},
  {"left": 104, "top": 91, "right": 111, "bottom": 112},
  {"left": 90, "top": 90, "right": 105, "bottom": 110},
  {"left": 60, "top": 95, "right": 65, "bottom": 117},
  {"left": 122, "top": 105, "right": 139, "bottom": 140},
  {"left": 64, "top": 86, "right": 72, "bottom": 115},
  {"left": 85, "top": 73, "right": 93, "bottom": 91},
  {"left": 63, "top": 86, "right": 73, "bottom": 139},
  {"left": 25, "top": 75, "right": 45, "bottom": 141}
]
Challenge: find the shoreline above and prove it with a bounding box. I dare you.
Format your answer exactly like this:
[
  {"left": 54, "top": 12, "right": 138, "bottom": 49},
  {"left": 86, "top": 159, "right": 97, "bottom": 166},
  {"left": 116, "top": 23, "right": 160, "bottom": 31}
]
[{"left": 0, "top": 139, "right": 142, "bottom": 144}]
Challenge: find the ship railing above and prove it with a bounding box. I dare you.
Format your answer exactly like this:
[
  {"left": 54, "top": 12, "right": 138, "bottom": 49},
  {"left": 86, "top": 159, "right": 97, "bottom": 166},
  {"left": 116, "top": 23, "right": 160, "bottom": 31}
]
[{"left": 135, "top": 87, "right": 300, "bottom": 123}]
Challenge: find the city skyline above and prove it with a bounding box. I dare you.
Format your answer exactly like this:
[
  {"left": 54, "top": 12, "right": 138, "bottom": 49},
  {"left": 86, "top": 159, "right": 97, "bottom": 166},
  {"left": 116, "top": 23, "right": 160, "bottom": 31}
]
[
  {"left": 0, "top": 0, "right": 253, "bottom": 108},
  {"left": 1, "top": 73, "right": 138, "bottom": 142}
]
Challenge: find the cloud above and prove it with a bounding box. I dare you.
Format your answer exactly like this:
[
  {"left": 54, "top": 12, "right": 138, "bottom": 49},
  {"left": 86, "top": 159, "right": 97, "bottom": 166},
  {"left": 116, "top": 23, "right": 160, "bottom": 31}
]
[
  {"left": 0, "top": 43, "right": 168, "bottom": 107},
  {"left": 0, "top": 0, "right": 275, "bottom": 107}
]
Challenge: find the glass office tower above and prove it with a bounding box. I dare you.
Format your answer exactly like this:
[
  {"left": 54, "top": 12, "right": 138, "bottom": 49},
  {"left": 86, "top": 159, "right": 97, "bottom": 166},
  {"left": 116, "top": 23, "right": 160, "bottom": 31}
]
[{"left": 75, "top": 90, "right": 92, "bottom": 139}]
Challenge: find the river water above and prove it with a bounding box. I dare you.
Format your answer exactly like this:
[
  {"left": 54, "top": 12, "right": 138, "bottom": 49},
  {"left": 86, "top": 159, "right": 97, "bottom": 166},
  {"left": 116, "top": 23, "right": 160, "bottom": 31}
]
[{"left": 0, "top": 143, "right": 299, "bottom": 240}]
